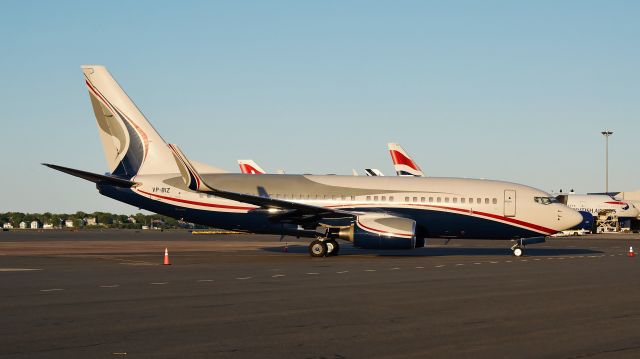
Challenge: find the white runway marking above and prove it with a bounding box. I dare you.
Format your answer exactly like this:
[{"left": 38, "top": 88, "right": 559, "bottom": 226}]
[
  {"left": 415, "top": 266, "right": 424, "bottom": 269},
  {"left": 434, "top": 265, "right": 445, "bottom": 268},
  {"left": 0, "top": 268, "right": 42, "bottom": 272},
  {"left": 474, "top": 262, "right": 482, "bottom": 265},
  {"left": 236, "top": 277, "right": 252, "bottom": 280},
  {"left": 40, "top": 288, "right": 63, "bottom": 292},
  {"left": 306, "top": 272, "right": 319, "bottom": 275},
  {"left": 336, "top": 271, "right": 349, "bottom": 274},
  {"left": 364, "top": 269, "right": 377, "bottom": 272},
  {"left": 455, "top": 264, "right": 464, "bottom": 266},
  {"left": 390, "top": 267, "right": 401, "bottom": 270},
  {"left": 489, "top": 261, "right": 498, "bottom": 264},
  {"left": 271, "top": 274, "right": 285, "bottom": 278},
  {"left": 197, "top": 279, "right": 214, "bottom": 282},
  {"left": 506, "top": 260, "right": 512, "bottom": 263},
  {"left": 533, "top": 259, "right": 541, "bottom": 261},
  {"left": 520, "top": 259, "right": 528, "bottom": 262},
  {"left": 150, "top": 282, "right": 168, "bottom": 285},
  {"left": 99, "top": 285, "right": 120, "bottom": 288}
]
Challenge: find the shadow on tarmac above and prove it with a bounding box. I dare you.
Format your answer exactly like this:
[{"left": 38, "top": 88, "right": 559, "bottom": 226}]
[{"left": 262, "top": 243, "right": 603, "bottom": 257}]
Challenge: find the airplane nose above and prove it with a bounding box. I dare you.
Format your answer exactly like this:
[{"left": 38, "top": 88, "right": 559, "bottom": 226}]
[{"left": 561, "top": 208, "right": 584, "bottom": 230}]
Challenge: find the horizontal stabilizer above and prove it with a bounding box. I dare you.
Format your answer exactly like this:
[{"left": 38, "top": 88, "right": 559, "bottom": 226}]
[{"left": 43, "top": 163, "right": 138, "bottom": 188}]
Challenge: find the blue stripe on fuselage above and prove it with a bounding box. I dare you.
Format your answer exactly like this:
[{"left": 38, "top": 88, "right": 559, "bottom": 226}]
[{"left": 98, "top": 184, "right": 543, "bottom": 240}]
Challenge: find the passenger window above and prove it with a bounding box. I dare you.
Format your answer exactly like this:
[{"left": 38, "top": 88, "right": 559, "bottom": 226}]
[
  {"left": 453, "top": 197, "right": 457, "bottom": 203},
  {"left": 351, "top": 196, "right": 355, "bottom": 201},
  {"left": 461, "top": 198, "right": 465, "bottom": 204},
  {"left": 469, "top": 198, "right": 473, "bottom": 204},
  {"left": 437, "top": 197, "right": 442, "bottom": 203},
  {"left": 429, "top": 197, "right": 434, "bottom": 203},
  {"left": 492, "top": 198, "right": 497, "bottom": 204},
  {"left": 389, "top": 196, "right": 394, "bottom": 201},
  {"left": 381, "top": 196, "right": 386, "bottom": 201},
  {"left": 405, "top": 197, "right": 410, "bottom": 202},
  {"left": 366, "top": 196, "right": 371, "bottom": 201},
  {"left": 374, "top": 196, "right": 379, "bottom": 201},
  {"left": 421, "top": 197, "right": 425, "bottom": 203},
  {"left": 413, "top": 197, "right": 418, "bottom": 202},
  {"left": 485, "top": 198, "right": 489, "bottom": 204},
  {"left": 477, "top": 198, "right": 481, "bottom": 204}
]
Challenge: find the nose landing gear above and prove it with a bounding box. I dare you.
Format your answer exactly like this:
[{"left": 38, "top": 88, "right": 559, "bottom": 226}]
[{"left": 510, "top": 237, "right": 546, "bottom": 257}]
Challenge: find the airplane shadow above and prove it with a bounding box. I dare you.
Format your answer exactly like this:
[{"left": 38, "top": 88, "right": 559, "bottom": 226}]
[{"left": 262, "top": 244, "right": 603, "bottom": 257}]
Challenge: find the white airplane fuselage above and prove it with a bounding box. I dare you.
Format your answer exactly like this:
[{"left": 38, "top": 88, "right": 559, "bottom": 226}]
[{"left": 102, "top": 173, "right": 580, "bottom": 241}]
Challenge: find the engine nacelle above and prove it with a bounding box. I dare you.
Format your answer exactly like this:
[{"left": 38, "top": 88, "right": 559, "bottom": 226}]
[{"left": 326, "top": 213, "right": 417, "bottom": 249}]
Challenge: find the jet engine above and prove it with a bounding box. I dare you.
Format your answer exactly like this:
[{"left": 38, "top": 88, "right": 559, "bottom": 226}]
[{"left": 322, "top": 213, "right": 418, "bottom": 249}]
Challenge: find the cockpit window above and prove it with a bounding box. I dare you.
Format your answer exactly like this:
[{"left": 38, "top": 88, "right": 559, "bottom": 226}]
[{"left": 534, "top": 196, "right": 558, "bottom": 205}]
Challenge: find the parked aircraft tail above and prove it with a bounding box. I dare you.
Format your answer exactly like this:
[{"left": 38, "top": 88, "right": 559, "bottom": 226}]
[
  {"left": 387, "top": 143, "right": 425, "bottom": 177},
  {"left": 82, "top": 65, "right": 178, "bottom": 178},
  {"left": 238, "top": 160, "right": 266, "bottom": 174}
]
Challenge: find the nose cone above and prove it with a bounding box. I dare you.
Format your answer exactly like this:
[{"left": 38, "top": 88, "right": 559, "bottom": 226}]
[
  {"left": 624, "top": 206, "right": 640, "bottom": 219},
  {"left": 560, "top": 207, "right": 584, "bottom": 230}
]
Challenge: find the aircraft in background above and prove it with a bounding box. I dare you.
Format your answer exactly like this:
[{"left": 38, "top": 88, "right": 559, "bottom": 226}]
[
  {"left": 555, "top": 193, "right": 639, "bottom": 218},
  {"left": 46, "top": 65, "right": 583, "bottom": 257},
  {"left": 238, "top": 160, "right": 266, "bottom": 174},
  {"left": 388, "top": 143, "right": 425, "bottom": 177},
  {"left": 365, "top": 169, "right": 385, "bottom": 176}
]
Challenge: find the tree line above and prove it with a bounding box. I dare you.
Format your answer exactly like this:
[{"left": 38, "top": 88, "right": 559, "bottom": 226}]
[{"left": 0, "top": 211, "right": 200, "bottom": 229}]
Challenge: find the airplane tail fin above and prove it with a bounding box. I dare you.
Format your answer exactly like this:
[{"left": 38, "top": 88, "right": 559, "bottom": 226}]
[
  {"left": 237, "top": 160, "right": 266, "bottom": 174},
  {"left": 387, "top": 143, "right": 425, "bottom": 177},
  {"left": 365, "top": 168, "right": 385, "bottom": 176},
  {"left": 82, "top": 65, "right": 178, "bottom": 178}
]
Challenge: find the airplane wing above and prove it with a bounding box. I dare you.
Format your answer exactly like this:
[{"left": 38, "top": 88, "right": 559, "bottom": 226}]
[{"left": 168, "top": 144, "right": 356, "bottom": 223}]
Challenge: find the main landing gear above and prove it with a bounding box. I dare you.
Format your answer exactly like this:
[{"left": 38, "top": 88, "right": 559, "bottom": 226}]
[{"left": 308, "top": 239, "right": 340, "bottom": 257}]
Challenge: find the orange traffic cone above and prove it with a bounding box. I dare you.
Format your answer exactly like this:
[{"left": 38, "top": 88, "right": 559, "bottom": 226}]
[
  {"left": 163, "top": 247, "right": 171, "bottom": 265},
  {"left": 628, "top": 246, "right": 635, "bottom": 257}
]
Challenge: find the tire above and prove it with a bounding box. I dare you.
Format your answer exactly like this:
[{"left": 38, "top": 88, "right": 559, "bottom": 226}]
[
  {"left": 309, "top": 240, "right": 328, "bottom": 257},
  {"left": 326, "top": 240, "right": 340, "bottom": 256},
  {"left": 513, "top": 247, "right": 524, "bottom": 257}
]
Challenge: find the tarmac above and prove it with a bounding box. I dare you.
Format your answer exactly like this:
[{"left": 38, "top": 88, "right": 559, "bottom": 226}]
[{"left": 1, "top": 229, "right": 639, "bottom": 358}]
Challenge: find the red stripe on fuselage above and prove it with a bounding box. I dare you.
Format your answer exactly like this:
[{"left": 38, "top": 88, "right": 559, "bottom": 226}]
[
  {"left": 137, "top": 189, "right": 256, "bottom": 210},
  {"left": 329, "top": 203, "right": 556, "bottom": 235}
]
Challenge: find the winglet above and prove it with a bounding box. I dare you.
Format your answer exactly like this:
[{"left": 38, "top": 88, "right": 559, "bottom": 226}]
[
  {"left": 167, "top": 144, "right": 212, "bottom": 191},
  {"left": 387, "top": 143, "right": 425, "bottom": 177}
]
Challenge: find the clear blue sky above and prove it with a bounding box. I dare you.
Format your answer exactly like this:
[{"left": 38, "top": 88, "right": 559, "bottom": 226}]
[{"left": 1, "top": 0, "right": 639, "bottom": 214}]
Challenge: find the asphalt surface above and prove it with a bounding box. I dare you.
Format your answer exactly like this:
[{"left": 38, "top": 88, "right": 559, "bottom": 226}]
[{"left": 1, "top": 230, "right": 639, "bottom": 359}]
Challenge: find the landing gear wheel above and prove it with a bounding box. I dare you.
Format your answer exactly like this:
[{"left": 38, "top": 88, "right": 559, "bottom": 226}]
[
  {"left": 309, "top": 240, "right": 328, "bottom": 257},
  {"left": 513, "top": 247, "right": 524, "bottom": 257},
  {"left": 326, "top": 240, "right": 340, "bottom": 256}
]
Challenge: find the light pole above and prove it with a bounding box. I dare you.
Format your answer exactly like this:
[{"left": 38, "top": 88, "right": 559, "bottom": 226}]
[{"left": 601, "top": 130, "right": 613, "bottom": 193}]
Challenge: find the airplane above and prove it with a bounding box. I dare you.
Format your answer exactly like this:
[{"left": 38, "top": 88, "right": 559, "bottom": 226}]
[
  {"left": 388, "top": 143, "right": 425, "bottom": 177},
  {"left": 238, "top": 160, "right": 266, "bottom": 174},
  {"left": 45, "top": 65, "right": 583, "bottom": 258},
  {"left": 555, "top": 193, "right": 639, "bottom": 218},
  {"left": 365, "top": 169, "right": 385, "bottom": 176}
]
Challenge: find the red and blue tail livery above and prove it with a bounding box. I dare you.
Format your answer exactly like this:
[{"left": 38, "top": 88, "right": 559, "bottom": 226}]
[{"left": 388, "top": 143, "right": 425, "bottom": 177}]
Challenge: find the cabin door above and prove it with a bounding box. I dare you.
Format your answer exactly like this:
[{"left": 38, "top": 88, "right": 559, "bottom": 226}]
[{"left": 504, "top": 190, "right": 516, "bottom": 217}]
